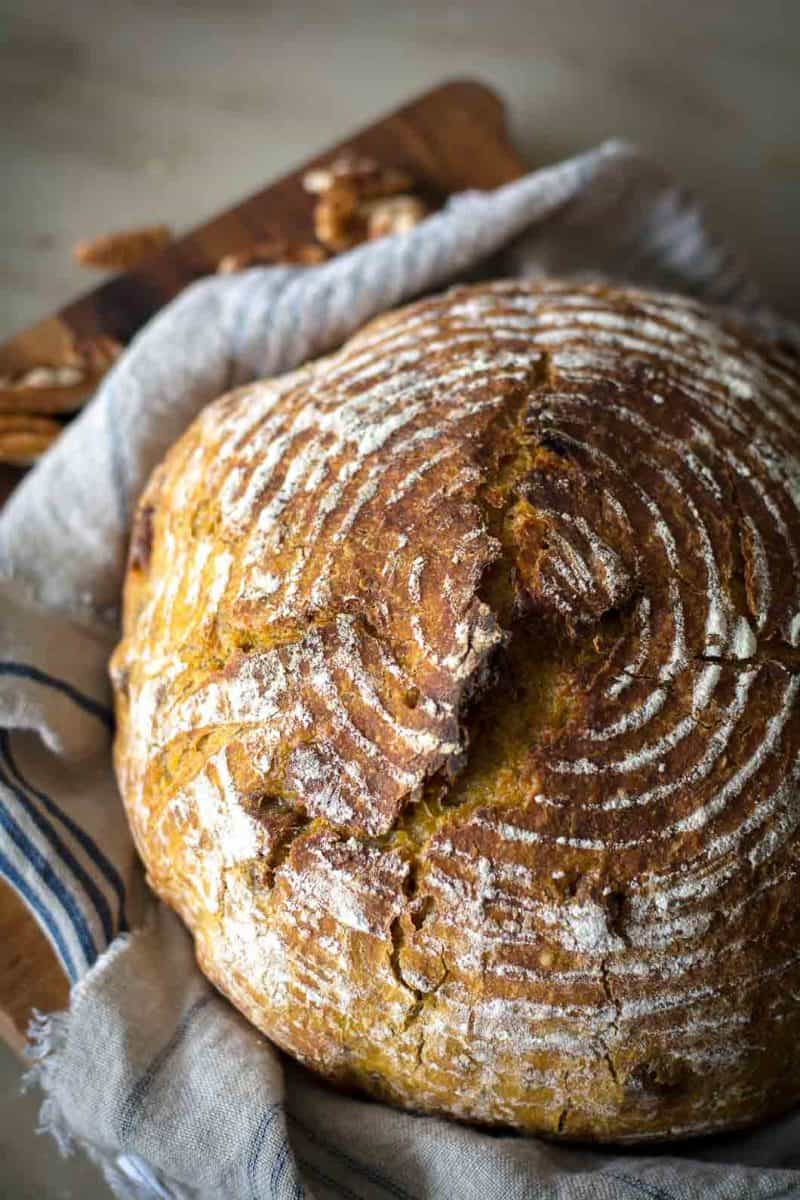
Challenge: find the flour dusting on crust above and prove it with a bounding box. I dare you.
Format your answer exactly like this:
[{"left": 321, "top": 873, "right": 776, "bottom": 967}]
[{"left": 111, "top": 280, "right": 800, "bottom": 1143}]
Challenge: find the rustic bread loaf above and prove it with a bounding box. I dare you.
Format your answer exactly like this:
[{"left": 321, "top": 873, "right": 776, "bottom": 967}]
[{"left": 110, "top": 280, "right": 800, "bottom": 1142}]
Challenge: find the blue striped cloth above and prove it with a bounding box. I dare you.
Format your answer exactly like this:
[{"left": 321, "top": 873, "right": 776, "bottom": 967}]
[{"left": 2, "top": 141, "right": 799, "bottom": 1198}]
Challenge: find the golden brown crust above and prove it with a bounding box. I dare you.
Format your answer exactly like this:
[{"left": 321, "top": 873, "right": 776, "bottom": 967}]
[{"left": 111, "top": 279, "right": 800, "bottom": 1141}]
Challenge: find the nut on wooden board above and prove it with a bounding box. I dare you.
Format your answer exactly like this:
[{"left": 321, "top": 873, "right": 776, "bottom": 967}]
[
  {"left": 304, "top": 152, "right": 429, "bottom": 252},
  {"left": 73, "top": 224, "right": 173, "bottom": 271},
  {"left": 0, "top": 334, "right": 123, "bottom": 460},
  {"left": 0, "top": 413, "right": 62, "bottom": 466},
  {"left": 217, "top": 237, "right": 328, "bottom": 273}
]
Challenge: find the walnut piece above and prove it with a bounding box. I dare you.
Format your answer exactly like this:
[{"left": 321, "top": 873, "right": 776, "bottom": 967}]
[
  {"left": 0, "top": 413, "right": 62, "bottom": 466},
  {"left": 365, "top": 195, "right": 428, "bottom": 240},
  {"left": 69, "top": 334, "right": 124, "bottom": 374},
  {"left": 217, "top": 238, "right": 328, "bottom": 274},
  {"left": 14, "top": 365, "right": 85, "bottom": 389},
  {"left": 73, "top": 224, "right": 172, "bottom": 271},
  {"left": 304, "top": 153, "right": 428, "bottom": 253},
  {"left": 303, "top": 154, "right": 413, "bottom": 200},
  {"left": 313, "top": 182, "right": 368, "bottom": 252},
  {"left": 0, "top": 335, "right": 124, "bottom": 420}
]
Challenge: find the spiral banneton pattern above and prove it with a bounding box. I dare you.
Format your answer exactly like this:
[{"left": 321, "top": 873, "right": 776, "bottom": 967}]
[{"left": 111, "top": 280, "right": 800, "bottom": 1141}]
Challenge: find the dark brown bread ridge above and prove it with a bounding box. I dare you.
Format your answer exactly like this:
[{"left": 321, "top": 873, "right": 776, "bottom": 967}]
[{"left": 111, "top": 280, "right": 800, "bottom": 1141}]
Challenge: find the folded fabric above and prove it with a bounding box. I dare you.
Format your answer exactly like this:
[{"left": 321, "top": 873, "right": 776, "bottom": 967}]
[{"left": 2, "top": 139, "right": 799, "bottom": 1199}]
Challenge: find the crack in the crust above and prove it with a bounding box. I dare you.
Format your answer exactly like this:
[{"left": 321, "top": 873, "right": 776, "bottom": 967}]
[
  {"left": 722, "top": 454, "right": 766, "bottom": 629},
  {"left": 556, "top": 1070, "right": 572, "bottom": 1135},
  {"left": 699, "top": 648, "right": 800, "bottom": 671},
  {"left": 219, "top": 802, "right": 313, "bottom": 912},
  {"left": 603, "top": 1047, "right": 620, "bottom": 1088},
  {"left": 387, "top": 865, "right": 434, "bottom": 1041},
  {"left": 169, "top": 352, "right": 565, "bottom": 870},
  {"left": 385, "top": 859, "right": 451, "bottom": 1066},
  {"left": 388, "top": 915, "right": 426, "bottom": 1031},
  {"left": 191, "top": 359, "right": 569, "bottom": 897},
  {"left": 605, "top": 891, "right": 631, "bottom": 948},
  {"left": 263, "top": 809, "right": 312, "bottom": 886},
  {"left": 202, "top": 359, "right": 553, "bottom": 675},
  {"left": 218, "top": 802, "right": 448, "bottom": 1073},
  {"left": 615, "top": 645, "right": 800, "bottom": 686},
  {"left": 475, "top": 354, "right": 556, "bottom": 622},
  {"left": 599, "top": 955, "right": 614, "bottom": 1009},
  {"left": 387, "top": 946, "right": 428, "bottom": 1068},
  {"left": 599, "top": 952, "right": 622, "bottom": 1092}
]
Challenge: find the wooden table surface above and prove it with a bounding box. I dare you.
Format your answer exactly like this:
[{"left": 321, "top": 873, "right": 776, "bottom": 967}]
[{"left": 1, "top": 2, "right": 798, "bottom": 1196}]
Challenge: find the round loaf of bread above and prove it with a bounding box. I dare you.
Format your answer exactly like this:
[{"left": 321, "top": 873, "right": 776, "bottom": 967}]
[{"left": 110, "top": 280, "right": 800, "bottom": 1142}]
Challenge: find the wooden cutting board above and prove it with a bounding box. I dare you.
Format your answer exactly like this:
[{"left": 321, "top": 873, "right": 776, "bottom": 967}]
[{"left": 0, "top": 78, "right": 526, "bottom": 1055}]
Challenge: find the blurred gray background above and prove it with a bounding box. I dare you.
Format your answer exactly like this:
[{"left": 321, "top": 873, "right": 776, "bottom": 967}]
[
  {"left": 1, "top": 0, "right": 800, "bottom": 343},
  {"left": 0, "top": 0, "right": 798, "bottom": 1195}
]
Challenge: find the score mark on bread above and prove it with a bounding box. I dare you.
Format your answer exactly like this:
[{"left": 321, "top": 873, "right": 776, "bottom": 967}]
[{"left": 111, "top": 280, "right": 800, "bottom": 1142}]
